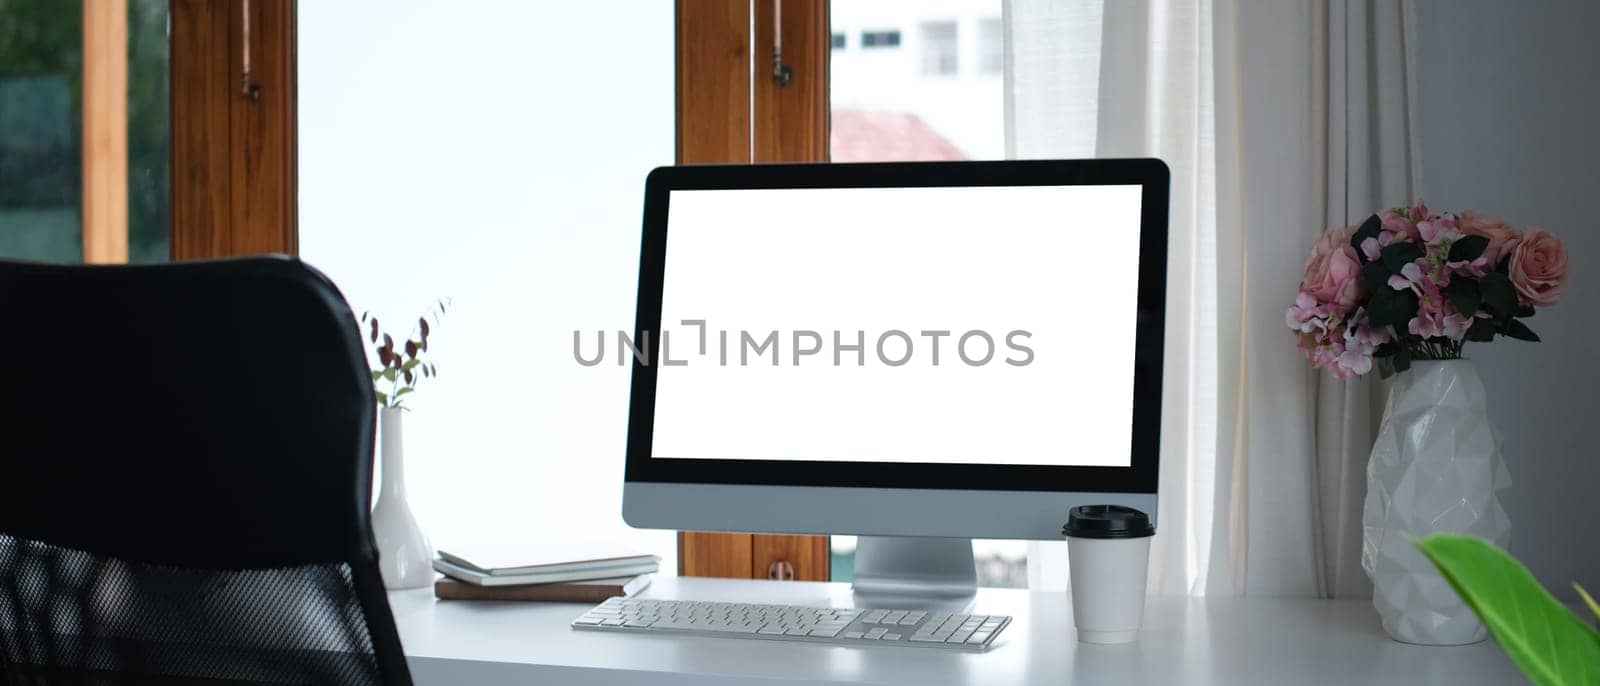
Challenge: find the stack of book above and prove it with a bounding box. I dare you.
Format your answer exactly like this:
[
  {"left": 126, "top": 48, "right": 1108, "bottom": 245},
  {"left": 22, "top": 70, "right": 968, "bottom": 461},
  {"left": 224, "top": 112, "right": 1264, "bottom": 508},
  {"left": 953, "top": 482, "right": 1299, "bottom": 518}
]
[{"left": 432, "top": 544, "right": 659, "bottom": 603}]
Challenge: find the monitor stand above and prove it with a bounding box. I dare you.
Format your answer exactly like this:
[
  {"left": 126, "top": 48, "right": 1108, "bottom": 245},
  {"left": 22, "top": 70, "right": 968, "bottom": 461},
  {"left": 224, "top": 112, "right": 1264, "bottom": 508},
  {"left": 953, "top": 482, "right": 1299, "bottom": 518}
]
[{"left": 849, "top": 536, "right": 977, "bottom": 612}]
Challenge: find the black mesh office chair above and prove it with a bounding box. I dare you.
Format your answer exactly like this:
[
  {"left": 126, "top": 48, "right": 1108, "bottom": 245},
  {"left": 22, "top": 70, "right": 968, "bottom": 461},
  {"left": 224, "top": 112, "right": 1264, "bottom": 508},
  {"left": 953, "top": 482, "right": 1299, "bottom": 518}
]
[{"left": 0, "top": 257, "right": 412, "bottom": 685}]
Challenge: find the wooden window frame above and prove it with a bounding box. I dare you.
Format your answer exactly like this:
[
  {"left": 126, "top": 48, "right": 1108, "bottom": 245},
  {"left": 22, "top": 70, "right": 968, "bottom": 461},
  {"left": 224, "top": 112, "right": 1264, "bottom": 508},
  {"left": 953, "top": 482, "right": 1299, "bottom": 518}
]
[
  {"left": 81, "top": 0, "right": 130, "bottom": 264},
  {"left": 171, "top": 0, "right": 297, "bottom": 259},
  {"left": 675, "top": 0, "right": 832, "bottom": 581}
]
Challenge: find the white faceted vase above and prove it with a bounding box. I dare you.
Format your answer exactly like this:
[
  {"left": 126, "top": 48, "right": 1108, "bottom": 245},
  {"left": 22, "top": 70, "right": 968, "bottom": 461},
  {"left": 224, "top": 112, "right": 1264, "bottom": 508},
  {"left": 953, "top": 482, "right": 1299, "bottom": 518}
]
[
  {"left": 1362, "top": 360, "right": 1510, "bottom": 645},
  {"left": 372, "top": 407, "right": 435, "bottom": 589}
]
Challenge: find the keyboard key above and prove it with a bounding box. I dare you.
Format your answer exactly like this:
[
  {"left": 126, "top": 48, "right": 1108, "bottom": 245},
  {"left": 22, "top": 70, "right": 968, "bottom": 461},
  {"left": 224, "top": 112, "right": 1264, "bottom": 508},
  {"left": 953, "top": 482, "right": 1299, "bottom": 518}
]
[
  {"left": 600, "top": 618, "right": 626, "bottom": 626},
  {"left": 785, "top": 627, "right": 811, "bottom": 636},
  {"left": 865, "top": 628, "right": 888, "bottom": 640},
  {"left": 898, "top": 616, "right": 921, "bottom": 626},
  {"left": 883, "top": 633, "right": 902, "bottom": 641},
  {"left": 810, "top": 627, "right": 844, "bottom": 638},
  {"left": 968, "top": 631, "right": 992, "bottom": 644},
  {"left": 843, "top": 631, "right": 865, "bottom": 639},
  {"left": 948, "top": 629, "right": 975, "bottom": 643},
  {"left": 909, "top": 634, "right": 945, "bottom": 642},
  {"left": 623, "top": 619, "right": 655, "bottom": 628},
  {"left": 758, "top": 625, "right": 787, "bottom": 635},
  {"left": 573, "top": 616, "right": 603, "bottom": 625}
]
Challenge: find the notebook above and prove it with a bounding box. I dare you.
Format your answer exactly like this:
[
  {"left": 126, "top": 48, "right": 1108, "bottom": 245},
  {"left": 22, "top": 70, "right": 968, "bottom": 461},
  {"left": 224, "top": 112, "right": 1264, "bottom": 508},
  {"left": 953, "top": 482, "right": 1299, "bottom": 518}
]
[
  {"left": 433, "top": 575, "right": 652, "bottom": 603},
  {"left": 437, "top": 543, "right": 660, "bottom": 577},
  {"left": 433, "top": 557, "right": 659, "bottom": 587}
]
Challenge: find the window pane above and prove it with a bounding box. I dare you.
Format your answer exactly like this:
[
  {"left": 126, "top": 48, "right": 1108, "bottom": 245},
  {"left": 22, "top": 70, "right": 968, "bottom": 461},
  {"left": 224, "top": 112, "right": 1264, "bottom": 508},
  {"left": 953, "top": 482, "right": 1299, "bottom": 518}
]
[
  {"left": 0, "top": 0, "right": 83, "bottom": 262},
  {"left": 831, "top": 0, "right": 1022, "bottom": 587},
  {"left": 978, "top": 17, "right": 1003, "bottom": 75},
  {"left": 919, "top": 21, "right": 957, "bottom": 76},
  {"left": 860, "top": 30, "right": 900, "bottom": 48},
  {"left": 127, "top": 0, "right": 169, "bottom": 264},
  {"left": 298, "top": 1, "right": 677, "bottom": 572}
]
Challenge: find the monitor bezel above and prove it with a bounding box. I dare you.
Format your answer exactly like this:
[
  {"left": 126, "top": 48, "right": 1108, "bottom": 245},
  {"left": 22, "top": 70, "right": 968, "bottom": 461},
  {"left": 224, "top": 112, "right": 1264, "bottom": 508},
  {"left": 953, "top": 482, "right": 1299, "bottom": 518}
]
[{"left": 624, "top": 159, "right": 1168, "bottom": 494}]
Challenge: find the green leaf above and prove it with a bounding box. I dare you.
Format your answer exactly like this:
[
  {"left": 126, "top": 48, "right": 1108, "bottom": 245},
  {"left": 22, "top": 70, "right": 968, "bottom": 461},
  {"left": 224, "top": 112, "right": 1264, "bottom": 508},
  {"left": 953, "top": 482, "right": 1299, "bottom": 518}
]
[
  {"left": 1391, "top": 346, "right": 1411, "bottom": 374},
  {"left": 1380, "top": 241, "right": 1425, "bottom": 273},
  {"left": 1577, "top": 585, "right": 1600, "bottom": 624},
  {"left": 1449, "top": 235, "right": 1490, "bottom": 263},
  {"left": 1516, "top": 304, "right": 1537, "bottom": 318},
  {"left": 1367, "top": 287, "right": 1418, "bottom": 329},
  {"left": 382, "top": 368, "right": 398, "bottom": 383},
  {"left": 402, "top": 358, "right": 422, "bottom": 371},
  {"left": 1362, "top": 262, "right": 1393, "bottom": 292},
  {"left": 1503, "top": 318, "right": 1541, "bottom": 342},
  {"left": 1443, "top": 278, "right": 1483, "bottom": 317},
  {"left": 1466, "top": 318, "right": 1497, "bottom": 342},
  {"left": 1352, "top": 214, "right": 1383, "bottom": 263},
  {"left": 371, "top": 370, "right": 384, "bottom": 382},
  {"left": 375, "top": 392, "right": 389, "bottom": 406},
  {"left": 1480, "top": 272, "right": 1518, "bottom": 319},
  {"left": 1416, "top": 535, "right": 1600, "bottom": 686},
  {"left": 394, "top": 387, "right": 414, "bottom": 399}
]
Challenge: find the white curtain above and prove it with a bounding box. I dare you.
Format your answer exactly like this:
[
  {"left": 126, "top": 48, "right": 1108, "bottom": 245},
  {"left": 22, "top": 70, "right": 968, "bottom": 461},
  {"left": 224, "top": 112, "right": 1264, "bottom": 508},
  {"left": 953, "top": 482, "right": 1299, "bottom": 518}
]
[{"left": 1010, "top": 0, "right": 1421, "bottom": 597}]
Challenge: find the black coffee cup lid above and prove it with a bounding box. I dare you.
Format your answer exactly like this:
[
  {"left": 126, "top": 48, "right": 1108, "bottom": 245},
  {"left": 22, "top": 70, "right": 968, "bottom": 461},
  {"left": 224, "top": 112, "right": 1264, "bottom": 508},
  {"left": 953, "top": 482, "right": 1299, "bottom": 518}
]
[{"left": 1063, "top": 505, "right": 1155, "bottom": 539}]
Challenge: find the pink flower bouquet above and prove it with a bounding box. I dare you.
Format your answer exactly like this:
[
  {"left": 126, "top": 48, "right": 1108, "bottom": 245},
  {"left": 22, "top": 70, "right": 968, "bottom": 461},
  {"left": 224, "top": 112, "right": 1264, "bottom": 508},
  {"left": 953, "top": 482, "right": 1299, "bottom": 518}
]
[{"left": 1288, "top": 202, "right": 1569, "bottom": 379}]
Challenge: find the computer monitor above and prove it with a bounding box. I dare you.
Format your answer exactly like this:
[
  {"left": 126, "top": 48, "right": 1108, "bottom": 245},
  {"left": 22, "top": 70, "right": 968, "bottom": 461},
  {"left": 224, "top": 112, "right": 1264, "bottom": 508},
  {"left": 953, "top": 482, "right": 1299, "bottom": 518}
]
[{"left": 622, "top": 159, "right": 1168, "bottom": 603}]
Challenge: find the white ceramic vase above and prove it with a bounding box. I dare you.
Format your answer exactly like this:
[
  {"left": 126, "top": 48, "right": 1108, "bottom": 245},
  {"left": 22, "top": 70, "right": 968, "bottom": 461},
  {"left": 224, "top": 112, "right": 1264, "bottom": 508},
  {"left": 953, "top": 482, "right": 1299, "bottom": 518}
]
[
  {"left": 1362, "top": 360, "right": 1510, "bottom": 645},
  {"left": 372, "top": 407, "right": 434, "bottom": 589}
]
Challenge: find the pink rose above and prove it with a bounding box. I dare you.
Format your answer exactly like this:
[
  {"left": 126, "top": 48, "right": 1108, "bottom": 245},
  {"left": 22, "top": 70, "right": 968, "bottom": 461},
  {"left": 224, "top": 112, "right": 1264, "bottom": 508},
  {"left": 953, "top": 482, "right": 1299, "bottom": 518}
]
[
  {"left": 1457, "top": 210, "right": 1522, "bottom": 266},
  {"left": 1508, "top": 227, "right": 1569, "bottom": 307},
  {"left": 1300, "top": 226, "right": 1366, "bottom": 309}
]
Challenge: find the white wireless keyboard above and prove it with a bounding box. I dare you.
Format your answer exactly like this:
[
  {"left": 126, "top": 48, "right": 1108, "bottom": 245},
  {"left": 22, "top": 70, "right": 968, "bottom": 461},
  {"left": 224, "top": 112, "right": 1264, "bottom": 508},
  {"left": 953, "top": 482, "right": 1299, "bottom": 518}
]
[{"left": 572, "top": 598, "right": 1011, "bottom": 652}]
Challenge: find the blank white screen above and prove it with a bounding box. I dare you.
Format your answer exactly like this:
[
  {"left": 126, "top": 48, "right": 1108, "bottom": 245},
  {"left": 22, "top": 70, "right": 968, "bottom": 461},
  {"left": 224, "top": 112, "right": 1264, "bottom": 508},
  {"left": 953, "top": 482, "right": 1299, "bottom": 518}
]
[{"left": 651, "top": 185, "right": 1142, "bottom": 468}]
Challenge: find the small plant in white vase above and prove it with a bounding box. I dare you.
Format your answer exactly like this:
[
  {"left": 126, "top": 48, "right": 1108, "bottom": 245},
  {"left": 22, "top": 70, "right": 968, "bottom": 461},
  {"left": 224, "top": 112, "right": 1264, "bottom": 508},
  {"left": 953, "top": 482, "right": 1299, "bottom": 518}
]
[{"left": 361, "top": 299, "right": 448, "bottom": 589}]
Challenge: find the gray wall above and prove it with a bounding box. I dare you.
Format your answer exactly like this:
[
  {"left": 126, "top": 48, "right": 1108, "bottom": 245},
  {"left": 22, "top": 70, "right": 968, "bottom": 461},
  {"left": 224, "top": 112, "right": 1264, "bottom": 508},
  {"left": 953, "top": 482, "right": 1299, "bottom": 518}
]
[{"left": 1414, "top": 0, "right": 1600, "bottom": 597}]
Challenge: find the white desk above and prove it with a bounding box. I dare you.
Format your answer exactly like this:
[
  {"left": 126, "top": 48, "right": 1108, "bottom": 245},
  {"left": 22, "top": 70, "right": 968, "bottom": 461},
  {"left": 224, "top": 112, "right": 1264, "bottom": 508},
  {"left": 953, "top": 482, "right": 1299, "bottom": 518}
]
[{"left": 389, "top": 576, "right": 1518, "bottom": 685}]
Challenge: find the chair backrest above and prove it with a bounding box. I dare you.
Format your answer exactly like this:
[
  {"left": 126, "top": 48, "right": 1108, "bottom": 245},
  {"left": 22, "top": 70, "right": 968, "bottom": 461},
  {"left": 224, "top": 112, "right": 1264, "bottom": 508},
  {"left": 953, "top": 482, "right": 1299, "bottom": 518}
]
[{"left": 0, "top": 257, "right": 411, "bottom": 685}]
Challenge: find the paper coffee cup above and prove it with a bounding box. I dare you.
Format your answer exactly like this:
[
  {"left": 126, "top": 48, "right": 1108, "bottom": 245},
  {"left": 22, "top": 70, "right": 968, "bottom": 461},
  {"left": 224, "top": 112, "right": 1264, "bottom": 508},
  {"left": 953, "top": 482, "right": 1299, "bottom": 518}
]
[{"left": 1063, "top": 505, "right": 1155, "bottom": 644}]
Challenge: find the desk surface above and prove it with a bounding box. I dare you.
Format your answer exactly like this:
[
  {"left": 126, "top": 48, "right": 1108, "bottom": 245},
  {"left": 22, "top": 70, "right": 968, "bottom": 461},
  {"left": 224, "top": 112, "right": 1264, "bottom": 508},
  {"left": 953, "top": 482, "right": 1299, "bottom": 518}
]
[{"left": 389, "top": 576, "right": 1518, "bottom": 685}]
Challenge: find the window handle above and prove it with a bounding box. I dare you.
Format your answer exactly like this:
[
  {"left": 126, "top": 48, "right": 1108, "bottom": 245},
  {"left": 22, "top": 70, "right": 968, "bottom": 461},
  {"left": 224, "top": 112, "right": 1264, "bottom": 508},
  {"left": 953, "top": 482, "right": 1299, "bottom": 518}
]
[
  {"left": 771, "top": 0, "right": 790, "bottom": 86},
  {"left": 240, "top": 0, "right": 260, "bottom": 102}
]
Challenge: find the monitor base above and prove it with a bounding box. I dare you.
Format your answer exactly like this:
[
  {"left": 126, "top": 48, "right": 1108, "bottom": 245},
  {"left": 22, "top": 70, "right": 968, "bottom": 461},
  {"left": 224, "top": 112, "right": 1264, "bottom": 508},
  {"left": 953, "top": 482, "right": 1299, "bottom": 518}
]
[{"left": 849, "top": 536, "right": 977, "bottom": 612}]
